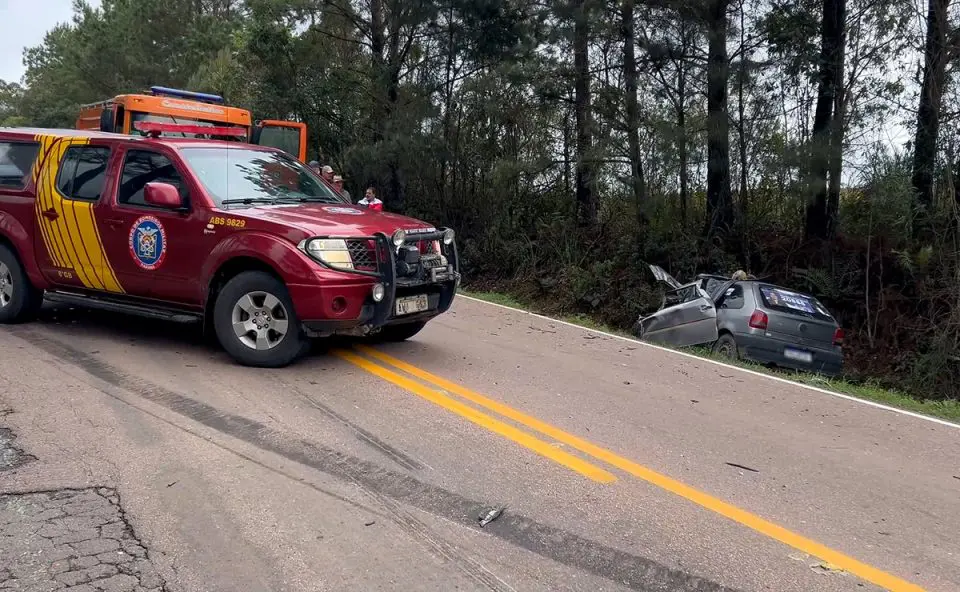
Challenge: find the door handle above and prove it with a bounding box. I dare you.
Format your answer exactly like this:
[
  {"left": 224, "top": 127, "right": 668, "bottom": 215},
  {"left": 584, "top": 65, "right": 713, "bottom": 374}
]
[
  {"left": 42, "top": 208, "right": 59, "bottom": 221},
  {"left": 699, "top": 304, "right": 711, "bottom": 311},
  {"left": 105, "top": 218, "right": 124, "bottom": 228}
]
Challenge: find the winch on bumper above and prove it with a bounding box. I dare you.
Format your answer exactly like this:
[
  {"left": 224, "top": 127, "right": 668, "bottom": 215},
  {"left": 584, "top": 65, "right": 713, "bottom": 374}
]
[{"left": 299, "top": 229, "right": 461, "bottom": 337}]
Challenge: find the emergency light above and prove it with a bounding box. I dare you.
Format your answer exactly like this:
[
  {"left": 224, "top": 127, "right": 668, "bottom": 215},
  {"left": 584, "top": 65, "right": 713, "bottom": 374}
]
[{"left": 148, "top": 86, "right": 225, "bottom": 104}]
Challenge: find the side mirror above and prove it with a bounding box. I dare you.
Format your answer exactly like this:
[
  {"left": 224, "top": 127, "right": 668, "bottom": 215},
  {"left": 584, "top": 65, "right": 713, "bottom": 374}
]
[
  {"left": 99, "top": 107, "right": 115, "bottom": 133},
  {"left": 144, "top": 182, "right": 184, "bottom": 209}
]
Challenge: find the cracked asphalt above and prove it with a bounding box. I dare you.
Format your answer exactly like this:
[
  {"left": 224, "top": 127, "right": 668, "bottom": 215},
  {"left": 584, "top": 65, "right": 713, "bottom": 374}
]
[{"left": 1, "top": 297, "right": 958, "bottom": 592}]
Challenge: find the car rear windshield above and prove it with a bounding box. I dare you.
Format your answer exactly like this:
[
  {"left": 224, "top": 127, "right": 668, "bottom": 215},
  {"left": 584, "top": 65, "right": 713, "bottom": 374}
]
[
  {"left": 758, "top": 285, "right": 834, "bottom": 321},
  {"left": 179, "top": 147, "right": 346, "bottom": 207}
]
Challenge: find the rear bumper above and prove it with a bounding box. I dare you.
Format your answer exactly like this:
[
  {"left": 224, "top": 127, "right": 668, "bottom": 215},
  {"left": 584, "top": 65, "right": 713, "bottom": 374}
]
[
  {"left": 734, "top": 332, "right": 843, "bottom": 377},
  {"left": 290, "top": 230, "right": 461, "bottom": 336}
]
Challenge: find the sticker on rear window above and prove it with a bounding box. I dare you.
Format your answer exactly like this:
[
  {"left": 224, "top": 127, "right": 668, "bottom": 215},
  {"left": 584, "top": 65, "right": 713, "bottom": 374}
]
[{"left": 759, "top": 286, "right": 829, "bottom": 316}]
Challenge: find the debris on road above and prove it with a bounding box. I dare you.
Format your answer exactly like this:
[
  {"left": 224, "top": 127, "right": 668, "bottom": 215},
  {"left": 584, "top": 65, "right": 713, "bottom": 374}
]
[
  {"left": 365, "top": 520, "right": 376, "bottom": 526},
  {"left": 810, "top": 561, "right": 846, "bottom": 575},
  {"left": 478, "top": 507, "right": 504, "bottom": 527},
  {"left": 725, "top": 462, "right": 759, "bottom": 473}
]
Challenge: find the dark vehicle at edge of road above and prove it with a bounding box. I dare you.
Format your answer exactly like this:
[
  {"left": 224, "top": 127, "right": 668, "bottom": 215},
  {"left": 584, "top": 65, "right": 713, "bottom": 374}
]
[
  {"left": 635, "top": 265, "right": 844, "bottom": 377},
  {"left": 0, "top": 127, "right": 460, "bottom": 368}
]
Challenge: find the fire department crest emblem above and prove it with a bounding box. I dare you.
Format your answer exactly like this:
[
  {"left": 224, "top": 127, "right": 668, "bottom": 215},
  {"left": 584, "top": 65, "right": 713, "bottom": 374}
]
[{"left": 128, "top": 216, "right": 167, "bottom": 270}]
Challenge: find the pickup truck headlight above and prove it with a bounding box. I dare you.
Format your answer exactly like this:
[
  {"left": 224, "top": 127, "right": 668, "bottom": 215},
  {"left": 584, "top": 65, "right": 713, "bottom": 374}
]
[
  {"left": 301, "top": 238, "right": 354, "bottom": 270},
  {"left": 392, "top": 229, "right": 406, "bottom": 248}
]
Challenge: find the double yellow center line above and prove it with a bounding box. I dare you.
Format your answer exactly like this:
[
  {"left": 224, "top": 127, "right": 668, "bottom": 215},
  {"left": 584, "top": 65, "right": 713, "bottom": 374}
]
[{"left": 334, "top": 345, "right": 927, "bottom": 592}]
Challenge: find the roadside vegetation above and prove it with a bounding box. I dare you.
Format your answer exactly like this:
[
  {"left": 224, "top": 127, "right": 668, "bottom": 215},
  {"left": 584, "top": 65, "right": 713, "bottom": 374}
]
[
  {"left": 464, "top": 289, "right": 960, "bottom": 423},
  {"left": 2, "top": 0, "right": 959, "bottom": 403}
]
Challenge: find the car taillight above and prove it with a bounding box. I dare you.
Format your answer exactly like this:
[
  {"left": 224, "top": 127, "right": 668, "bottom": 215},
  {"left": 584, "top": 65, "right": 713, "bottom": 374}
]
[
  {"left": 833, "top": 327, "right": 844, "bottom": 346},
  {"left": 748, "top": 310, "right": 768, "bottom": 330}
]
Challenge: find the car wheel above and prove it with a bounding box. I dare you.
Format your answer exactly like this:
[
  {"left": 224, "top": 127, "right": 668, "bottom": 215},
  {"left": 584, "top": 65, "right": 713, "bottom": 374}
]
[
  {"left": 213, "top": 271, "right": 307, "bottom": 367},
  {"left": 372, "top": 321, "right": 427, "bottom": 343},
  {"left": 0, "top": 244, "right": 43, "bottom": 324},
  {"left": 712, "top": 333, "right": 738, "bottom": 360}
]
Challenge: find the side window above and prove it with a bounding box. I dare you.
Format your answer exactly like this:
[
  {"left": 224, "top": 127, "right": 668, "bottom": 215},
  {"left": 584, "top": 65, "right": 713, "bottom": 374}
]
[
  {"left": 720, "top": 285, "right": 745, "bottom": 309},
  {"left": 117, "top": 150, "right": 187, "bottom": 207},
  {"left": 0, "top": 141, "right": 41, "bottom": 190},
  {"left": 56, "top": 146, "right": 111, "bottom": 201}
]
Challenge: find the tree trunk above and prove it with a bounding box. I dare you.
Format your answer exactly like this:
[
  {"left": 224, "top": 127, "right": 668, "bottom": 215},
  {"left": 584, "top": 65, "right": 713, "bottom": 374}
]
[
  {"left": 911, "top": 0, "right": 950, "bottom": 215},
  {"left": 573, "top": 0, "right": 597, "bottom": 226},
  {"left": 369, "top": 0, "right": 386, "bottom": 144},
  {"left": 736, "top": 4, "right": 749, "bottom": 230},
  {"left": 705, "top": 0, "right": 733, "bottom": 240},
  {"left": 804, "top": 0, "right": 845, "bottom": 240},
  {"left": 620, "top": 0, "right": 647, "bottom": 227},
  {"left": 827, "top": 83, "right": 845, "bottom": 237},
  {"left": 677, "top": 43, "right": 688, "bottom": 226}
]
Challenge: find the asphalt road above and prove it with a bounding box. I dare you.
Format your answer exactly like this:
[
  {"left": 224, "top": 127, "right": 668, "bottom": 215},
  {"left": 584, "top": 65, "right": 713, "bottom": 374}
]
[{"left": 1, "top": 295, "right": 958, "bottom": 592}]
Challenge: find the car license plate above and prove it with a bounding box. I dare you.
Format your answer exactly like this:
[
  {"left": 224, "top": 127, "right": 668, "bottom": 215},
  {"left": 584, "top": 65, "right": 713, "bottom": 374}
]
[
  {"left": 784, "top": 347, "right": 813, "bottom": 364},
  {"left": 395, "top": 294, "right": 429, "bottom": 316}
]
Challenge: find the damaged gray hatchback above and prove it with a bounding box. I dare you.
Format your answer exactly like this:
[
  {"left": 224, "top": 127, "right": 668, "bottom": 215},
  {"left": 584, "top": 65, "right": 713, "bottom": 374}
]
[{"left": 634, "top": 265, "right": 844, "bottom": 377}]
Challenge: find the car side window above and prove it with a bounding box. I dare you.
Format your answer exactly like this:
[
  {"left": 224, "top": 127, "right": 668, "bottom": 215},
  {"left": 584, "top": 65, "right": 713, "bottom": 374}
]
[
  {"left": 0, "top": 141, "right": 40, "bottom": 190},
  {"left": 56, "top": 146, "right": 111, "bottom": 201},
  {"left": 720, "top": 285, "right": 745, "bottom": 309},
  {"left": 117, "top": 150, "right": 187, "bottom": 207}
]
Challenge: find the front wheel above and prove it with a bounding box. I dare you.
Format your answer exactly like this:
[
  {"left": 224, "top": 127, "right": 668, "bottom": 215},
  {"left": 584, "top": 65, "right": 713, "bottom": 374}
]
[
  {"left": 0, "top": 244, "right": 43, "bottom": 324},
  {"left": 372, "top": 321, "right": 427, "bottom": 343},
  {"left": 213, "top": 271, "right": 307, "bottom": 367}
]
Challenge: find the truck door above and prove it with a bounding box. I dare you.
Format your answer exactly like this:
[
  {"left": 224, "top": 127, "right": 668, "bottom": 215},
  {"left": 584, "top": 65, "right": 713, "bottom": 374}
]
[
  {"left": 251, "top": 120, "right": 307, "bottom": 162},
  {"left": 95, "top": 146, "right": 217, "bottom": 305},
  {"left": 31, "top": 139, "right": 124, "bottom": 293}
]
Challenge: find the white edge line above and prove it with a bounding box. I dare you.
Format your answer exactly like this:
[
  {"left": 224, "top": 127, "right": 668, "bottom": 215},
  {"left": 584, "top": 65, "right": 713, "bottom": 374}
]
[{"left": 457, "top": 293, "right": 960, "bottom": 431}]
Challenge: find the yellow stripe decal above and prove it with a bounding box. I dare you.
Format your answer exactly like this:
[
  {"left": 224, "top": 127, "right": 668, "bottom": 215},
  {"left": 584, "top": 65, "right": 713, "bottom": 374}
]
[
  {"left": 354, "top": 345, "right": 927, "bottom": 592},
  {"left": 81, "top": 202, "right": 123, "bottom": 293},
  {"left": 31, "top": 134, "right": 123, "bottom": 294},
  {"left": 32, "top": 136, "right": 61, "bottom": 267}
]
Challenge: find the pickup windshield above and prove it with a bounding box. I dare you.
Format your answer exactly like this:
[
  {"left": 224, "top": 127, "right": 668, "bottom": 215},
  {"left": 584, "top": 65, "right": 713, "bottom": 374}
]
[{"left": 179, "top": 147, "right": 346, "bottom": 207}]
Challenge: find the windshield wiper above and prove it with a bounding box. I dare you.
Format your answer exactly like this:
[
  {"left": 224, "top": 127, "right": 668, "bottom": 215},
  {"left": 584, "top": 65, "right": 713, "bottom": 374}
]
[{"left": 221, "top": 197, "right": 302, "bottom": 206}]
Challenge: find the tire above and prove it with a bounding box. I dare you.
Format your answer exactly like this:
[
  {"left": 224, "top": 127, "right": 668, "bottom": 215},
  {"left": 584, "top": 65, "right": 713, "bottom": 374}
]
[
  {"left": 372, "top": 321, "right": 427, "bottom": 343},
  {"left": 212, "top": 271, "right": 307, "bottom": 367},
  {"left": 712, "top": 333, "right": 739, "bottom": 360},
  {"left": 0, "top": 244, "right": 42, "bottom": 324}
]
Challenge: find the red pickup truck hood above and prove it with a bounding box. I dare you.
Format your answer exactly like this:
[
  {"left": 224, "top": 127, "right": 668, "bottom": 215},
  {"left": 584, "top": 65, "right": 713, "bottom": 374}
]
[{"left": 241, "top": 203, "right": 439, "bottom": 238}]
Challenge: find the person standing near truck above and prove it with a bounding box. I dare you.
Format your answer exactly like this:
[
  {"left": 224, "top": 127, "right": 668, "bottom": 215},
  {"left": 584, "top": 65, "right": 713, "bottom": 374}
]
[
  {"left": 332, "top": 175, "right": 351, "bottom": 201},
  {"left": 357, "top": 186, "right": 383, "bottom": 211}
]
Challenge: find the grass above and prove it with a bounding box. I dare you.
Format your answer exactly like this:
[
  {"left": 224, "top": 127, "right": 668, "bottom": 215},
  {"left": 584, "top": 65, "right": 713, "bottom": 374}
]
[{"left": 461, "top": 289, "right": 960, "bottom": 424}]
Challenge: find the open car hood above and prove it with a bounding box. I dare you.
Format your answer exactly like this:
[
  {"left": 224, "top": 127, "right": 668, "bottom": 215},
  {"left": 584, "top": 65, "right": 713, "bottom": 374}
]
[{"left": 648, "top": 264, "right": 682, "bottom": 290}]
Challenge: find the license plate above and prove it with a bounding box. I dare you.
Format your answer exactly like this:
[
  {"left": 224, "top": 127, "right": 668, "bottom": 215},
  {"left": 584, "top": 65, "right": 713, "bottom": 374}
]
[
  {"left": 395, "top": 294, "right": 429, "bottom": 316},
  {"left": 784, "top": 347, "right": 813, "bottom": 364}
]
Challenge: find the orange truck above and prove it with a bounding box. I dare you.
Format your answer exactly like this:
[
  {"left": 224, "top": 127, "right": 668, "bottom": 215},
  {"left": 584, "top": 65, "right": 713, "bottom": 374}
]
[{"left": 76, "top": 86, "right": 308, "bottom": 162}]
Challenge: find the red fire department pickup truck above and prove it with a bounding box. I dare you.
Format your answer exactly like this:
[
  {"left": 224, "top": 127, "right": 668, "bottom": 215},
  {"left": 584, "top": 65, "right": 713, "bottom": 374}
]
[{"left": 0, "top": 128, "right": 460, "bottom": 367}]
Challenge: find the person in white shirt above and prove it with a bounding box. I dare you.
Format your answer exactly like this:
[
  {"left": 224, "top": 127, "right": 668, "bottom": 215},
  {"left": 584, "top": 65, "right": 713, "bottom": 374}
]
[{"left": 357, "top": 186, "right": 383, "bottom": 211}]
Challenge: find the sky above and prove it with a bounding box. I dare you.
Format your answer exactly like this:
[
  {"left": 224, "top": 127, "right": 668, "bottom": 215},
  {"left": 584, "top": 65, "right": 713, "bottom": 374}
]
[{"left": 0, "top": 0, "right": 100, "bottom": 84}]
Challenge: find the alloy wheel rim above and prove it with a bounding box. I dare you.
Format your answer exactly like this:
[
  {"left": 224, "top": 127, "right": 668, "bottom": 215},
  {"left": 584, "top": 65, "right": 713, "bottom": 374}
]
[
  {"left": 231, "top": 291, "right": 290, "bottom": 351},
  {"left": 0, "top": 262, "right": 13, "bottom": 308}
]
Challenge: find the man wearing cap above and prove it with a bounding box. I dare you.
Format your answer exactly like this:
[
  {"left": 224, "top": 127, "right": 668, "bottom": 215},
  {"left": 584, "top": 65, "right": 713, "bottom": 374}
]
[
  {"left": 308, "top": 160, "right": 321, "bottom": 174},
  {"left": 332, "top": 175, "right": 351, "bottom": 201},
  {"left": 321, "top": 165, "right": 335, "bottom": 184}
]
